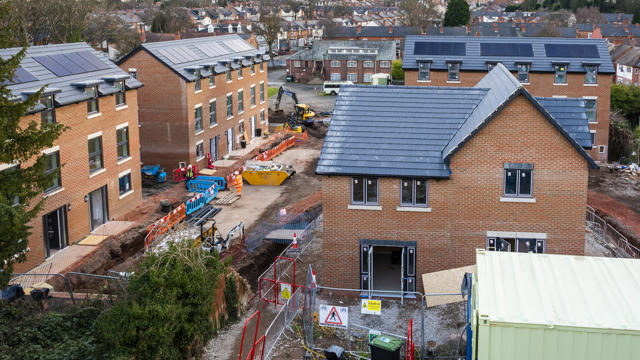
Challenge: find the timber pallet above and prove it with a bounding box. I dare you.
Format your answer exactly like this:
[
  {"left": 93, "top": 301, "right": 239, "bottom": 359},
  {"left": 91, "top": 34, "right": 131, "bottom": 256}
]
[{"left": 215, "top": 193, "right": 240, "bottom": 205}]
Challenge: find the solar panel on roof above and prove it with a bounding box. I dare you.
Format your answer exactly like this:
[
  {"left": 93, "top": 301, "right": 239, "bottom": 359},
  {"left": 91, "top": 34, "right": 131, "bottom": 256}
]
[
  {"left": 544, "top": 44, "right": 600, "bottom": 58},
  {"left": 413, "top": 42, "right": 465, "bottom": 56},
  {"left": 33, "top": 51, "right": 109, "bottom": 77},
  {"left": 158, "top": 46, "right": 200, "bottom": 64},
  {"left": 10, "top": 67, "right": 38, "bottom": 84},
  {"left": 480, "top": 43, "right": 533, "bottom": 57},
  {"left": 76, "top": 51, "right": 110, "bottom": 70},
  {"left": 63, "top": 52, "right": 94, "bottom": 71},
  {"left": 33, "top": 55, "right": 72, "bottom": 76}
]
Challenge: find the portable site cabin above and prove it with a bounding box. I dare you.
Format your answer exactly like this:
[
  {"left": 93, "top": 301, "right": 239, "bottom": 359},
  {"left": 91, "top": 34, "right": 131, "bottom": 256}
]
[
  {"left": 470, "top": 249, "right": 640, "bottom": 360},
  {"left": 371, "top": 73, "right": 390, "bottom": 85}
]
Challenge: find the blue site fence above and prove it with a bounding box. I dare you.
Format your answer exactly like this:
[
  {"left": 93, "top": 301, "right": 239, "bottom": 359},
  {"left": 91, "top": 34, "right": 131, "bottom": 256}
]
[
  {"left": 188, "top": 176, "right": 226, "bottom": 193},
  {"left": 185, "top": 184, "right": 219, "bottom": 215}
]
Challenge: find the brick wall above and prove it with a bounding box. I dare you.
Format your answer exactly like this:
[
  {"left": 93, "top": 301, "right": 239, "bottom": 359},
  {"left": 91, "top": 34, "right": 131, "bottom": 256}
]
[
  {"left": 15, "top": 90, "right": 143, "bottom": 273},
  {"left": 321, "top": 94, "right": 589, "bottom": 291},
  {"left": 119, "top": 51, "right": 269, "bottom": 171},
  {"left": 288, "top": 59, "right": 391, "bottom": 83},
  {"left": 405, "top": 69, "right": 611, "bottom": 162}
]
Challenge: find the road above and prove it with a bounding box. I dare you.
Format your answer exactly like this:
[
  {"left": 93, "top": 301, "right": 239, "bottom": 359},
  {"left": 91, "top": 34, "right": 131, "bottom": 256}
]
[{"left": 267, "top": 66, "right": 337, "bottom": 113}]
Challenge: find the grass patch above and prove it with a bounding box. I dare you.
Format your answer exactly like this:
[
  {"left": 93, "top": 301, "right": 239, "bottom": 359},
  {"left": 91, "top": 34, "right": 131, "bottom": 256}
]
[{"left": 268, "top": 86, "right": 279, "bottom": 98}]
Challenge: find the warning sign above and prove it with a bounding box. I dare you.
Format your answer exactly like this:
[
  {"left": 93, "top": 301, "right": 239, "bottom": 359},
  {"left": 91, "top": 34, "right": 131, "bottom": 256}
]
[
  {"left": 361, "top": 299, "right": 382, "bottom": 315},
  {"left": 319, "top": 305, "right": 348, "bottom": 328},
  {"left": 280, "top": 283, "right": 292, "bottom": 300}
]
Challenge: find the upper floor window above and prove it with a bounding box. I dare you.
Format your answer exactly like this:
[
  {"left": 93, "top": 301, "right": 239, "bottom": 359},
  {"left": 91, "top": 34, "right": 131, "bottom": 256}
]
[
  {"left": 238, "top": 67, "right": 243, "bottom": 79},
  {"left": 503, "top": 163, "right": 533, "bottom": 198},
  {"left": 351, "top": 176, "right": 378, "bottom": 204},
  {"left": 447, "top": 62, "right": 460, "bottom": 82},
  {"left": 418, "top": 62, "right": 430, "bottom": 81},
  {"left": 486, "top": 62, "right": 500, "bottom": 71},
  {"left": 585, "top": 98, "right": 597, "bottom": 123},
  {"left": 209, "top": 72, "right": 215, "bottom": 88},
  {"left": 294, "top": 60, "right": 301, "bottom": 67},
  {"left": 44, "top": 151, "right": 61, "bottom": 193},
  {"left": 380, "top": 61, "right": 390, "bottom": 68},
  {"left": 128, "top": 69, "right": 137, "bottom": 79},
  {"left": 250, "top": 86, "right": 256, "bottom": 106},
  {"left": 226, "top": 94, "right": 233, "bottom": 118},
  {"left": 2, "top": 165, "right": 20, "bottom": 205},
  {"left": 237, "top": 90, "right": 244, "bottom": 113},
  {"left": 347, "top": 60, "right": 358, "bottom": 67},
  {"left": 330, "top": 60, "right": 341, "bottom": 67},
  {"left": 226, "top": 71, "right": 232, "bottom": 82},
  {"left": 41, "top": 95, "right": 55, "bottom": 124},
  {"left": 554, "top": 64, "right": 567, "bottom": 84},
  {"left": 401, "top": 179, "right": 428, "bottom": 207},
  {"left": 260, "top": 83, "right": 265, "bottom": 103},
  {"left": 88, "top": 136, "right": 103, "bottom": 173},
  {"left": 196, "top": 141, "right": 204, "bottom": 159},
  {"left": 260, "top": 62, "right": 264, "bottom": 72},
  {"left": 251, "top": 64, "right": 255, "bottom": 74},
  {"left": 209, "top": 100, "right": 217, "bottom": 126},
  {"left": 85, "top": 86, "right": 99, "bottom": 114},
  {"left": 116, "top": 126, "right": 129, "bottom": 160},
  {"left": 487, "top": 237, "right": 545, "bottom": 253},
  {"left": 194, "top": 71, "right": 201, "bottom": 92},
  {"left": 115, "top": 80, "right": 126, "bottom": 107},
  {"left": 119, "top": 172, "right": 132, "bottom": 195},
  {"left": 584, "top": 65, "right": 598, "bottom": 84},
  {"left": 517, "top": 63, "right": 530, "bottom": 83},
  {"left": 195, "top": 106, "right": 203, "bottom": 132}
]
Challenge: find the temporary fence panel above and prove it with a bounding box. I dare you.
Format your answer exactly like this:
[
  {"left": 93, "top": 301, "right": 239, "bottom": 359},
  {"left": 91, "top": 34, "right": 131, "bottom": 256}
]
[
  {"left": 196, "top": 175, "right": 227, "bottom": 189},
  {"left": 172, "top": 165, "right": 200, "bottom": 182},
  {"left": 9, "top": 272, "right": 75, "bottom": 304},
  {"left": 586, "top": 206, "right": 640, "bottom": 258},
  {"left": 145, "top": 203, "right": 186, "bottom": 249},
  {"left": 238, "top": 311, "right": 262, "bottom": 360},
  {"left": 263, "top": 287, "right": 303, "bottom": 360}
]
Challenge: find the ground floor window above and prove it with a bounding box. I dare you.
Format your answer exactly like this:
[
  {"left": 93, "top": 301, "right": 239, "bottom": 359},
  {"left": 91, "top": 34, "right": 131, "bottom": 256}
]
[
  {"left": 487, "top": 237, "right": 545, "bottom": 253},
  {"left": 330, "top": 73, "right": 341, "bottom": 81}
]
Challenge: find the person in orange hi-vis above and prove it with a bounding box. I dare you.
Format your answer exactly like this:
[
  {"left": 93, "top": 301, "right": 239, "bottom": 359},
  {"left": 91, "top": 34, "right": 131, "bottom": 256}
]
[{"left": 232, "top": 171, "right": 243, "bottom": 196}]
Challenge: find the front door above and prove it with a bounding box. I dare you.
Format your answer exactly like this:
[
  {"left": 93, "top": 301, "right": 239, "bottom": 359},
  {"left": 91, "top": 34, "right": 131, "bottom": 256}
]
[
  {"left": 210, "top": 136, "right": 219, "bottom": 161},
  {"left": 89, "top": 185, "right": 109, "bottom": 231},
  {"left": 226, "top": 128, "right": 234, "bottom": 155},
  {"left": 361, "top": 244, "right": 416, "bottom": 293},
  {"left": 250, "top": 116, "right": 256, "bottom": 140},
  {"left": 43, "top": 206, "right": 68, "bottom": 258}
]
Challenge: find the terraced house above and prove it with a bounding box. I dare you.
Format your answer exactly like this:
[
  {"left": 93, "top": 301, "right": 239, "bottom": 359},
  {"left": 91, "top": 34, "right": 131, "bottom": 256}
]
[
  {"left": 317, "top": 65, "right": 596, "bottom": 293},
  {"left": 402, "top": 36, "right": 614, "bottom": 162},
  {"left": 1, "top": 43, "right": 143, "bottom": 272},
  {"left": 118, "top": 35, "right": 269, "bottom": 171}
]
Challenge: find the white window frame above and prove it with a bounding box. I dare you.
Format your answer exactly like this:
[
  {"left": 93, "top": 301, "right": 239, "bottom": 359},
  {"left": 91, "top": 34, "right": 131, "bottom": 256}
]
[
  {"left": 118, "top": 168, "right": 134, "bottom": 199},
  {"left": 516, "top": 63, "right": 530, "bottom": 84},
  {"left": 347, "top": 73, "right": 358, "bottom": 82},
  {"left": 583, "top": 96, "right": 597, "bottom": 124},
  {"left": 418, "top": 61, "right": 431, "bottom": 82},
  {"left": 590, "top": 130, "right": 596, "bottom": 149},
  {"left": 330, "top": 60, "right": 341, "bottom": 67},
  {"left": 363, "top": 73, "right": 373, "bottom": 83},
  {"left": 347, "top": 60, "right": 358, "bottom": 68},
  {"left": 363, "top": 60, "right": 374, "bottom": 68},
  {"left": 380, "top": 61, "right": 390, "bottom": 68},
  {"left": 294, "top": 60, "right": 301, "bottom": 67},
  {"left": 196, "top": 140, "right": 205, "bottom": 160}
]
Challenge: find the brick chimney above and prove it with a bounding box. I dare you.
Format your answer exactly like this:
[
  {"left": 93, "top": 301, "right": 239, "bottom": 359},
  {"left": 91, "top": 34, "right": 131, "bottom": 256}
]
[
  {"left": 625, "top": 24, "right": 629, "bottom": 33},
  {"left": 440, "top": 25, "right": 444, "bottom": 34},
  {"left": 475, "top": 31, "right": 480, "bottom": 36},
  {"left": 357, "top": 25, "right": 361, "bottom": 34},
  {"left": 388, "top": 25, "right": 393, "bottom": 34},
  {"left": 175, "top": 33, "right": 180, "bottom": 40},
  {"left": 492, "top": 23, "right": 498, "bottom": 32}
]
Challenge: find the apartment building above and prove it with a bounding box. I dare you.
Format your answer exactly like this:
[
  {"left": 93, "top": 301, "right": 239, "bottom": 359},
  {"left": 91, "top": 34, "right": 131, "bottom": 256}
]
[
  {"left": 117, "top": 35, "right": 269, "bottom": 171},
  {"left": 1, "top": 43, "right": 143, "bottom": 272},
  {"left": 402, "top": 36, "right": 614, "bottom": 162},
  {"left": 317, "top": 65, "right": 596, "bottom": 292},
  {"left": 286, "top": 40, "right": 395, "bottom": 83}
]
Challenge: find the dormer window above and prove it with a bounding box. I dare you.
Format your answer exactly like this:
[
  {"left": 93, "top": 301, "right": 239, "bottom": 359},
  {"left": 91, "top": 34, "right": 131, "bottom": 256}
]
[
  {"left": 554, "top": 64, "right": 567, "bottom": 84},
  {"left": 85, "top": 86, "right": 99, "bottom": 114},
  {"left": 41, "top": 95, "right": 55, "bottom": 124},
  {"left": 209, "top": 68, "right": 215, "bottom": 88},
  {"left": 238, "top": 67, "right": 243, "bottom": 79},
  {"left": 517, "top": 63, "right": 530, "bottom": 83},
  {"left": 227, "top": 70, "right": 231, "bottom": 82},
  {"left": 584, "top": 64, "right": 598, "bottom": 84},
  {"left": 128, "top": 68, "right": 137, "bottom": 79},
  {"left": 251, "top": 64, "right": 255, "bottom": 74},
  {"left": 194, "top": 70, "right": 201, "bottom": 92},
  {"left": 486, "top": 62, "right": 500, "bottom": 71},
  {"left": 115, "top": 80, "right": 126, "bottom": 107},
  {"left": 447, "top": 62, "right": 460, "bottom": 82}
]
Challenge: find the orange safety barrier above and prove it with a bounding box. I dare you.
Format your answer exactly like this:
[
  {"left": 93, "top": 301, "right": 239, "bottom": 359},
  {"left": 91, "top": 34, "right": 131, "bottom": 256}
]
[
  {"left": 144, "top": 203, "right": 186, "bottom": 249},
  {"left": 253, "top": 136, "right": 297, "bottom": 162},
  {"left": 172, "top": 165, "right": 200, "bottom": 182}
]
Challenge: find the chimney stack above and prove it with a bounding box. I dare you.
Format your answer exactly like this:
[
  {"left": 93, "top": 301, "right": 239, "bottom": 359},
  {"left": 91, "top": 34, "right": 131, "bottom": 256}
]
[{"left": 388, "top": 25, "right": 393, "bottom": 34}]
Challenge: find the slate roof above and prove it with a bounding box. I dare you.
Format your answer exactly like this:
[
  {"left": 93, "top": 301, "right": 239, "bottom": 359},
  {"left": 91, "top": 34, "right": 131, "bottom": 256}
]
[
  {"left": 610, "top": 44, "right": 631, "bottom": 61},
  {"left": 117, "top": 34, "right": 265, "bottom": 82},
  {"left": 316, "top": 64, "right": 596, "bottom": 178},
  {"left": 470, "top": 23, "right": 518, "bottom": 37},
  {"left": 615, "top": 46, "right": 640, "bottom": 67},
  {"left": 402, "top": 36, "right": 614, "bottom": 74},
  {"left": 426, "top": 26, "right": 468, "bottom": 36},
  {"left": 599, "top": 24, "right": 629, "bottom": 37},
  {"left": 535, "top": 97, "right": 592, "bottom": 148},
  {"left": 603, "top": 13, "right": 633, "bottom": 24},
  {"left": 289, "top": 40, "right": 396, "bottom": 61},
  {"left": 0, "top": 42, "right": 141, "bottom": 108},
  {"left": 334, "top": 26, "right": 420, "bottom": 38}
]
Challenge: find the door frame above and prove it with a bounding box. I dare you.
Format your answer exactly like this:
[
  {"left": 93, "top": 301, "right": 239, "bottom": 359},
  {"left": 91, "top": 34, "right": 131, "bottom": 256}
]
[
  {"left": 42, "top": 206, "right": 69, "bottom": 258},
  {"left": 210, "top": 136, "right": 219, "bottom": 161},
  {"left": 360, "top": 239, "right": 417, "bottom": 296},
  {"left": 89, "top": 185, "right": 109, "bottom": 231}
]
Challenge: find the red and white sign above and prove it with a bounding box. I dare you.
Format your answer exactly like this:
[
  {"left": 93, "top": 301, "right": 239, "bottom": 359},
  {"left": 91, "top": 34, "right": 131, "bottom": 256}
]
[{"left": 319, "top": 305, "right": 348, "bottom": 328}]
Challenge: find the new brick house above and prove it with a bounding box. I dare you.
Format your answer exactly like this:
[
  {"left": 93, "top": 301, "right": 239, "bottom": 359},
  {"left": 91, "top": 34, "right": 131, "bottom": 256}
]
[
  {"left": 286, "top": 40, "right": 395, "bottom": 83},
  {"left": 402, "top": 36, "right": 614, "bottom": 162},
  {"left": 316, "top": 65, "right": 596, "bottom": 292},
  {"left": 117, "top": 35, "right": 269, "bottom": 171},
  {"left": 0, "top": 43, "right": 143, "bottom": 272}
]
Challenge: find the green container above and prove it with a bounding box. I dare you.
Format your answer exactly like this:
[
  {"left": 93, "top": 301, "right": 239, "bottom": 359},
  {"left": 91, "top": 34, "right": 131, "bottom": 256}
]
[
  {"left": 286, "top": 75, "right": 293, "bottom": 82},
  {"left": 369, "top": 335, "right": 403, "bottom": 360}
]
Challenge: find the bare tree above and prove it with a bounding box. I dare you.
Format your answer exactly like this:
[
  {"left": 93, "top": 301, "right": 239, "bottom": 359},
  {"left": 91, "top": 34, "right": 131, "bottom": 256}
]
[
  {"left": 575, "top": 6, "right": 605, "bottom": 24},
  {"left": 401, "top": 0, "right": 439, "bottom": 32},
  {"left": 84, "top": 12, "right": 141, "bottom": 59},
  {"left": 254, "top": 2, "right": 281, "bottom": 58},
  {"left": 535, "top": 21, "right": 562, "bottom": 37}
]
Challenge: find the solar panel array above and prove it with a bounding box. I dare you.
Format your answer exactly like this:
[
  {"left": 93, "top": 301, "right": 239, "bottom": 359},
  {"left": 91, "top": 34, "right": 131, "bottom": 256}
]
[
  {"left": 544, "top": 44, "right": 600, "bottom": 58},
  {"left": 195, "top": 39, "right": 255, "bottom": 59},
  {"left": 11, "top": 67, "right": 38, "bottom": 84},
  {"left": 480, "top": 43, "right": 534, "bottom": 57},
  {"left": 33, "top": 51, "right": 110, "bottom": 77},
  {"left": 157, "top": 46, "right": 200, "bottom": 64},
  {"left": 413, "top": 42, "right": 466, "bottom": 56}
]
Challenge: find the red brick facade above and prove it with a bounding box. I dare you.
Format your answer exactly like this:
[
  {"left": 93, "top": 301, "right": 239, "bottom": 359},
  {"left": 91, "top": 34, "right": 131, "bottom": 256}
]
[
  {"left": 287, "top": 59, "right": 392, "bottom": 83},
  {"left": 321, "top": 95, "right": 589, "bottom": 291},
  {"left": 15, "top": 90, "right": 143, "bottom": 272},
  {"left": 119, "top": 51, "right": 268, "bottom": 171},
  {"left": 405, "top": 70, "right": 611, "bottom": 162}
]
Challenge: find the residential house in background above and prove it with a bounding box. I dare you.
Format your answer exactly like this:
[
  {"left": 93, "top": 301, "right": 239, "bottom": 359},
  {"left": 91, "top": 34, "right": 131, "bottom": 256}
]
[
  {"left": 1, "top": 43, "right": 143, "bottom": 272},
  {"left": 609, "top": 44, "right": 640, "bottom": 85},
  {"left": 117, "top": 35, "right": 269, "bottom": 172},
  {"left": 402, "top": 36, "right": 614, "bottom": 162},
  {"left": 332, "top": 26, "right": 420, "bottom": 57},
  {"left": 317, "top": 65, "right": 596, "bottom": 292},
  {"left": 286, "top": 40, "right": 395, "bottom": 83}
]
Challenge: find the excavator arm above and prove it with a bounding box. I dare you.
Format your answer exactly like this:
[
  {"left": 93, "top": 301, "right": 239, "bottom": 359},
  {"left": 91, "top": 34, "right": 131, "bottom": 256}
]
[{"left": 274, "top": 86, "right": 299, "bottom": 110}]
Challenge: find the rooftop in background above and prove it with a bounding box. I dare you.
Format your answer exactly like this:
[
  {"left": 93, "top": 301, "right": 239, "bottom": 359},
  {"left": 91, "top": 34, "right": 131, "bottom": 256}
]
[
  {"left": 118, "top": 34, "right": 266, "bottom": 82},
  {"left": 402, "top": 36, "right": 614, "bottom": 74},
  {"left": 289, "top": 40, "right": 396, "bottom": 61},
  {"left": 0, "top": 42, "right": 141, "bottom": 107},
  {"left": 333, "top": 25, "right": 421, "bottom": 38},
  {"left": 316, "top": 64, "right": 595, "bottom": 178},
  {"left": 475, "top": 249, "right": 640, "bottom": 331}
]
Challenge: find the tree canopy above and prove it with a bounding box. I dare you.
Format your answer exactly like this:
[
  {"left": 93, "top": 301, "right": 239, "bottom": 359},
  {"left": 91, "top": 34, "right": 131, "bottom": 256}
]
[{"left": 443, "top": 0, "right": 471, "bottom": 27}]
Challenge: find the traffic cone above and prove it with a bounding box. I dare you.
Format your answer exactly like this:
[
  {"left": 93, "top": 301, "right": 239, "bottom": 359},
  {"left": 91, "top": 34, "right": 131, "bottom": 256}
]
[{"left": 292, "top": 232, "right": 298, "bottom": 250}]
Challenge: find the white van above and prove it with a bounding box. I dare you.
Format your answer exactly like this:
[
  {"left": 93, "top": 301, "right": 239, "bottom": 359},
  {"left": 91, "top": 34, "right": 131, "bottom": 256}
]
[{"left": 323, "top": 81, "right": 353, "bottom": 95}]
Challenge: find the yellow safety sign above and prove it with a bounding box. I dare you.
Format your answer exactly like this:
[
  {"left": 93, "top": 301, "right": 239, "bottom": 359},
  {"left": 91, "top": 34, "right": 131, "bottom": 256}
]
[
  {"left": 361, "top": 299, "right": 382, "bottom": 315},
  {"left": 281, "top": 283, "right": 292, "bottom": 299}
]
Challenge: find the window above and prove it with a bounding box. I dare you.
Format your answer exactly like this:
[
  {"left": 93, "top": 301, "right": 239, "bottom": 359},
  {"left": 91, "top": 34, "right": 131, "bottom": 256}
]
[
  {"left": 598, "top": 145, "right": 606, "bottom": 154},
  {"left": 517, "top": 63, "right": 530, "bottom": 83},
  {"left": 194, "top": 71, "right": 201, "bottom": 92},
  {"left": 347, "top": 60, "right": 357, "bottom": 67},
  {"left": 584, "top": 65, "right": 598, "bottom": 84},
  {"left": 88, "top": 137, "right": 103, "bottom": 173},
  {"left": 260, "top": 62, "right": 264, "bottom": 72},
  {"left": 330, "top": 60, "right": 341, "bottom": 67},
  {"left": 585, "top": 98, "right": 597, "bottom": 123},
  {"left": 129, "top": 69, "right": 137, "bottom": 79},
  {"left": 115, "top": 80, "right": 126, "bottom": 107},
  {"left": 119, "top": 173, "right": 132, "bottom": 195},
  {"left": 44, "top": 151, "right": 61, "bottom": 192},
  {"left": 590, "top": 131, "right": 596, "bottom": 148},
  {"left": 116, "top": 127, "right": 129, "bottom": 160},
  {"left": 418, "top": 61, "right": 430, "bottom": 81},
  {"left": 487, "top": 62, "right": 499, "bottom": 71},
  {"left": 226, "top": 71, "right": 231, "bottom": 82},
  {"left": 238, "top": 67, "right": 243, "bottom": 78},
  {"left": 351, "top": 176, "right": 378, "bottom": 204},
  {"left": 503, "top": 163, "right": 533, "bottom": 197},
  {"left": 554, "top": 64, "right": 567, "bottom": 84},
  {"left": 238, "top": 121, "right": 244, "bottom": 135},
  {"left": 400, "top": 179, "right": 428, "bottom": 207},
  {"left": 380, "top": 61, "right": 390, "bottom": 68},
  {"left": 196, "top": 142, "right": 204, "bottom": 159},
  {"left": 363, "top": 60, "right": 374, "bottom": 68},
  {"left": 294, "top": 60, "right": 301, "bottom": 67},
  {"left": 447, "top": 62, "right": 460, "bottom": 82},
  {"left": 237, "top": 90, "right": 244, "bottom": 113},
  {"left": 251, "top": 64, "right": 255, "bottom": 74},
  {"left": 195, "top": 106, "right": 203, "bottom": 132},
  {"left": 260, "top": 109, "right": 265, "bottom": 123},
  {"left": 347, "top": 73, "right": 358, "bottom": 82},
  {"left": 364, "top": 73, "right": 372, "bottom": 83},
  {"left": 2, "top": 165, "right": 20, "bottom": 205},
  {"left": 209, "top": 100, "right": 217, "bottom": 126},
  {"left": 209, "top": 72, "right": 215, "bottom": 88},
  {"left": 41, "top": 95, "right": 55, "bottom": 124},
  {"left": 330, "top": 73, "right": 341, "bottom": 81},
  {"left": 488, "top": 237, "right": 545, "bottom": 253},
  {"left": 260, "top": 83, "right": 265, "bottom": 102},
  {"left": 85, "top": 86, "right": 99, "bottom": 114},
  {"left": 250, "top": 86, "right": 256, "bottom": 106},
  {"left": 635, "top": 68, "right": 639, "bottom": 75},
  {"left": 226, "top": 94, "right": 233, "bottom": 118}
]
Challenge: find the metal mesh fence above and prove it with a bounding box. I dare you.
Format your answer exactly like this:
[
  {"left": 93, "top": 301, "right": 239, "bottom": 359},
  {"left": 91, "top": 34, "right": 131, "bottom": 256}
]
[
  {"left": 586, "top": 206, "right": 640, "bottom": 258},
  {"left": 263, "top": 287, "right": 303, "bottom": 360}
]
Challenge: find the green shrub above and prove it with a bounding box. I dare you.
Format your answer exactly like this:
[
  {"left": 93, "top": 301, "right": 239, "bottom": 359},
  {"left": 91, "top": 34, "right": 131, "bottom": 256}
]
[
  {"left": 224, "top": 273, "right": 239, "bottom": 322},
  {"left": 390, "top": 60, "right": 404, "bottom": 81}
]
